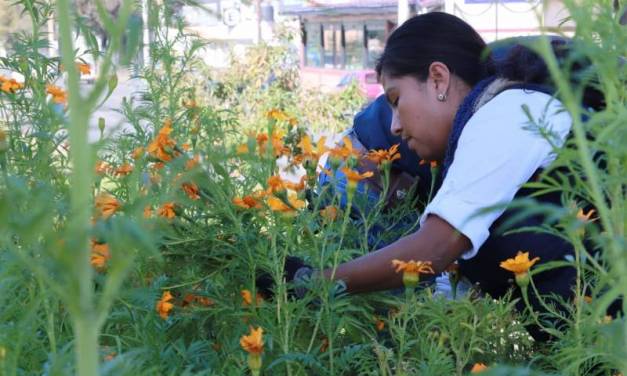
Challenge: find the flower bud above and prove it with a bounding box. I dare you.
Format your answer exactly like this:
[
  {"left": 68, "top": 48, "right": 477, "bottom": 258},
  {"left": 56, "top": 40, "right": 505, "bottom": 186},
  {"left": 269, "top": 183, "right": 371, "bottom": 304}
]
[
  {"left": 402, "top": 271, "right": 420, "bottom": 288},
  {"left": 247, "top": 353, "right": 262, "bottom": 376},
  {"left": 515, "top": 272, "right": 530, "bottom": 288}
]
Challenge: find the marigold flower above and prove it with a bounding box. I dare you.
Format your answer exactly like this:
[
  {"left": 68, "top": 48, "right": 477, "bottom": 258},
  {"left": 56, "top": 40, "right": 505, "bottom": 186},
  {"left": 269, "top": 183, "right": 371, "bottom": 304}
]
[
  {"left": 46, "top": 84, "right": 67, "bottom": 104},
  {"left": 233, "top": 195, "right": 262, "bottom": 209},
  {"left": 340, "top": 167, "right": 374, "bottom": 184},
  {"left": 500, "top": 251, "right": 540, "bottom": 288},
  {"left": 471, "top": 363, "right": 488, "bottom": 373},
  {"left": 267, "top": 175, "right": 285, "bottom": 193},
  {"left": 298, "top": 135, "right": 327, "bottom": 164},
  {"left": 240, "top": 326, "right": 264, "bottom": 376},
  {"left": 131, "top": 147, "right": 144, "bottom": 159},
  {"left": 430, "top": 160, "right": 439, "bottom": 169},
  {"left": 576, "top": 208, "right": 595, "bottom": 222},
  {"left": 499, "top": 251, "right": 539, "bottom": 275},
  {"left": 95, "top": 160, "right": 110, "bottom": 175},
  {"left": 236, "top": 143, "right": 249, "bottom": 155},
  {"left": 267, "top": 194, "right": 306, "bottom": 215},
  {"left": 320, "top": 205, "right": 338, "bottom": 221},
  {"left": 147, "top": 120, "right": 177, "bottom": 162},
  {"left": 266, "top": 108, "right": 289, "bottom": 122},
  {"left": 77, "top": 63, "right": 91, "bottom": 76},
  {"left": 256, "top": 133, "right": 269, "bottom": 155},
  {"left": 183, "top": 155, "right": 199, "bottom": 171},
  {"left": 155, "top": 291, "right": 174, "bottom": 320},
  {"left": 241, "top": 289, "right": 263, "bottom": 306},
  {"left": 283, "top": 176, "right": 306, "bottom": 192},
  {"left": 328, "top": 136, "right": 360, "bottom": 161},
  {"left": 115, "top": 163, "right": 133, "bottom": 176},
  {"left": 90, "top": 241, "right": 110, "bottom": 270},
  {"left": 143, "top": 205, "right": 153, "bottom": 219},
  {"left": 182, "top": 293, "right": 214, "bottom": 307},
  {"left": 271, "top": 129, "right": 289, "bottom": 156},
  {"left": 391, "top": 259, "right": 434, "bottom": 288},
  {"left": 375, "top": 318, "right": 385, "bottom": 331},
  {"left": 182, "top": 182, "right": 200, "bottom": 200},
  {"left": 158, "top": 202, "right": 176, "bottom": 219},
  {"left": 95, "top": 193, "right": 120, "bottom": 219},
  {"left": 366, "top": 144, "right": 401, "bottom": 165},
  {"left": 181, "top": 143, "right": 191, "bottom": 151},
  {"left": 0, "top": 76, "right": 24, "bottom": 93}
]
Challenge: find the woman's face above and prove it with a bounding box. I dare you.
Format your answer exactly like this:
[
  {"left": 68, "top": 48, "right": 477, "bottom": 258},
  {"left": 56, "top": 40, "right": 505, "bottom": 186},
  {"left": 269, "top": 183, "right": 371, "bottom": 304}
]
[{"left": 381, "top": 69, "right": 459, "bottom": 161}]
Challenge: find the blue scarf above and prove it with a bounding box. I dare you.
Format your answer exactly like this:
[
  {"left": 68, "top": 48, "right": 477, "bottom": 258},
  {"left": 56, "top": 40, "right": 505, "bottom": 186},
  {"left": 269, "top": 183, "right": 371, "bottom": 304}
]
[{"left": 439, "top": 77, "right": 554, "bottom": 183}]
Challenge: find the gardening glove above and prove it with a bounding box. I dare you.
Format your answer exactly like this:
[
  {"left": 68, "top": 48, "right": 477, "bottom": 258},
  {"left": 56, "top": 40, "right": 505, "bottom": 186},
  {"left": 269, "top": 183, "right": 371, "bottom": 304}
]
[{"left": 255, "top": 256, "right": 312, "bottom": 299}]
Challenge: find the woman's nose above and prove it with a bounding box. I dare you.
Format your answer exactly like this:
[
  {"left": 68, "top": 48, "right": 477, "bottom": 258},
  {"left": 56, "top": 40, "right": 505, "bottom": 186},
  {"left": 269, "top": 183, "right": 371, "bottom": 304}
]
[{"left": 390, "top": 113, "right": 402, "bottom": 137}]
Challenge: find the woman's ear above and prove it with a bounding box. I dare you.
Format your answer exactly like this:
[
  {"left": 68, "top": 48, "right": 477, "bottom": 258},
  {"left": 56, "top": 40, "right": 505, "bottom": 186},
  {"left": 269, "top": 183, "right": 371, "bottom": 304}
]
[{"left": 427, "top": 62, "right": 451, "bottom": 95}]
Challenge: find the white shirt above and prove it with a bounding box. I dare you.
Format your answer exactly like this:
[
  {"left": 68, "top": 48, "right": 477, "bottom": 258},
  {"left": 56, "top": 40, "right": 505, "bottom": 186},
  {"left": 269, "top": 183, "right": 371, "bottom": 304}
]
[{"left": 419, "top": 89, "right": 572, "bottom": 260}]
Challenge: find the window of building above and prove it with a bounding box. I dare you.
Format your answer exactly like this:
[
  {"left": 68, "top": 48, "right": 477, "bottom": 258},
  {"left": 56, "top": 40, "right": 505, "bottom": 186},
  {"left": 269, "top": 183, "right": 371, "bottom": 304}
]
[
  {"left": 305, "top": 23, "right": 322, "bottom": 67},
  {"left": 322, "top": 23, "right": 341, "bottom": 68},
  {"left": 365, "top": 21, "right": 386, "bottom": 68},
  {"left": 343, "top": 23, "right": 364, "bottom": 70}
]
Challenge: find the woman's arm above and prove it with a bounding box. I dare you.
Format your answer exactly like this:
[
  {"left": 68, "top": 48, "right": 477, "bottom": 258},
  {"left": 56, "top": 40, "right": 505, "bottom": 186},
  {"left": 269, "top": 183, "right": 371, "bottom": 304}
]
[{"left": 322, "top": 214, "right": 471, "bottom": 293}]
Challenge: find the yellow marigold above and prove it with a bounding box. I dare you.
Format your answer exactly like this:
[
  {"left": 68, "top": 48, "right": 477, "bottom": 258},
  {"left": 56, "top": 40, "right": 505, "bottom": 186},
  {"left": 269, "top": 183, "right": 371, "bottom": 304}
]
[
  {"left": 182, "top": 182, "right": 200, "bottom": 200},
  {"left": 500, "top": 251, "right": 540, "bottom": 288},
  {"left": 46, "top": 84, "right": 67, "bottom": 104},
  {"left": 576, "top": 208, "right": 595, "bottom": 222},
  {"left": 340, "top": 167, "right": 374, "bottom": 184},
  {"left": 240, "top": 326, "right": 264, "bottom": 355},
  {"left": 241, "top": 289, "right": 263, "bottom": 306},
  {"left": 271, "top": 129, "right": 289, "bottom": 156},
  {"left": 95, "top": 193, "right": 120, "bottom": 219},
  {"left": 298, "top": 135, "right": 327, "bottom": 164},
  {"left": 320, "top": 205, "right": 338, "bottom": 221},
  {"left": 499, "top": 251, "right": 539, "bottom": 275},
  {"left": 155, "top": 291, "right": 174, "bottom": 320},
  {"left": 158, "top": 202, "right": 176, "bottom": 219},
  {"left": 470, "top": 363, "right": 488, "bottom": 373},
  {"left": 266, "top": 108, "right": 289, "bottom": 122},
  {"left": 115, "top": 163, "right": 133, "bottom": 176},
  {"left": 366, "top": 144, "right": 401, "bottom": 165},
  {"left": 90, "top": 241, "right": 110, "bottom": 270},
  {"left": 233, "top": 195, "right": 262, "bottom": 209}
]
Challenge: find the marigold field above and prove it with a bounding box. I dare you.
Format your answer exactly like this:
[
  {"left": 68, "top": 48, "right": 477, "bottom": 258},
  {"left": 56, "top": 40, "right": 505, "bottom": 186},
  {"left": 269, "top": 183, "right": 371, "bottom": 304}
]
[{"left": 0, "top": 0, "right": 625, "bottom": 375}]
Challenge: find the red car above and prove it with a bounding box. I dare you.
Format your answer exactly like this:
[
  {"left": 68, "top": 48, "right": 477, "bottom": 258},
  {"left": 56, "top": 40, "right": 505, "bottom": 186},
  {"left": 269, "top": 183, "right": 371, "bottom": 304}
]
[{"left": 337, "top": 69, "right": 384, "bottom": 101}]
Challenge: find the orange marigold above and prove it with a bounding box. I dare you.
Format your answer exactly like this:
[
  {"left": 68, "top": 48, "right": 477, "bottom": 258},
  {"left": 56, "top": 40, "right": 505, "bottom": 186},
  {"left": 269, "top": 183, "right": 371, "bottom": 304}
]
[
  {"left": 147, "top": 120, "right": 177, "bottom": 162},
  {"left": 499, "top": 251, "right": 539, "bottom": 276},
  {"left": 366, "top": 144, "right": 401, "bottom": 165},
  {"left": 182, "top": 182, "right": 200, "bottom": 200},
  {"left": 470, "top": 363, "right": 488, "bottom": 373},
  {"left": 158, "top": 202, "right": 176, "bottom": 219},
  {"left": 320, "top": 205, "right": 338, "bottom": 221},
  {"left": 241, "top": 289, "right": 263, "bottom": 306},
  {"left": 233, "top": 195, "right": 262, "bottom": 209},
  {"left": 90, "top": 241, "right": 110, "bottom": 270},
  {"left": 240, "top": 326, "right": 264, "bottom": 355},
  {"left": 46, "top": 84, "right": 67, "bottom": 104},
  {"left": 115, "top": 163, "right": 133, "bottom": 176},
  {"left": 0, "top": 76, "right": 24, "bottom": 93},
  {"left": 155, "top": 291, "right": 174, "bottom": 320},
  {"left": 340, "top": 167, "right": 374, "bottom": 184},
  {"left": 95, "top": 193, "right": 120, "bottom": 219}
]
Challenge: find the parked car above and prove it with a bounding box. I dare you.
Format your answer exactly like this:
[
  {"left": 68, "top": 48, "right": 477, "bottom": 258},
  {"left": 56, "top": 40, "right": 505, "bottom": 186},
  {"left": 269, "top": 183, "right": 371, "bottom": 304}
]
[{"left": 337, "top": 69, "right": 383, "bottom": 101}]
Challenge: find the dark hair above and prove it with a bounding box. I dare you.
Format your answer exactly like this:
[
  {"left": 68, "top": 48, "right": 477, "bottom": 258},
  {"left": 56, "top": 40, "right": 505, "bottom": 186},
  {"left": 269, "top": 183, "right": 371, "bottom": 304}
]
[{"left": 375, "top": 12, "right": 494, "bottom": 87}]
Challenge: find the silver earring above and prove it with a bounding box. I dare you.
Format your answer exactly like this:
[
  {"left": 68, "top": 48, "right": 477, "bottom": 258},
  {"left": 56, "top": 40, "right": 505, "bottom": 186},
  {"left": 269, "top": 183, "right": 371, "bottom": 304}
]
[{"left": 437, "top": 93, "right": 447, "bottom": 102}]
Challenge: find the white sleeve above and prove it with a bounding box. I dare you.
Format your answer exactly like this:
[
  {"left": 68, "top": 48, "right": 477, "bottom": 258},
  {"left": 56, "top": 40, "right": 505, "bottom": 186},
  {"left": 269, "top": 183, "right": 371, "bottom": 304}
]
[{"left": 419, "top": 90, "right": 572, "bottom": 259}]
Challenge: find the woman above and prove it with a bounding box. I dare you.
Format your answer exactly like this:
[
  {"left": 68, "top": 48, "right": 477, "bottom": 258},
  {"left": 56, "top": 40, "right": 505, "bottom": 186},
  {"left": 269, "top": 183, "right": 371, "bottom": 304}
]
[{"left": 286, "top": 12, "right": 602, "bottom": 340}]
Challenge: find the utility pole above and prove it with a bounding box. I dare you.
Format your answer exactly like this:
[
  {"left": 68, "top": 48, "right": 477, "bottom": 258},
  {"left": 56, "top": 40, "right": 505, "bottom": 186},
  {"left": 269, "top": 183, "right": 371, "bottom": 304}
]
[{"left": 142, "top": 0, "right": 150, "bottom": 66}]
